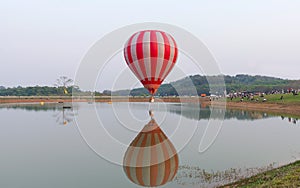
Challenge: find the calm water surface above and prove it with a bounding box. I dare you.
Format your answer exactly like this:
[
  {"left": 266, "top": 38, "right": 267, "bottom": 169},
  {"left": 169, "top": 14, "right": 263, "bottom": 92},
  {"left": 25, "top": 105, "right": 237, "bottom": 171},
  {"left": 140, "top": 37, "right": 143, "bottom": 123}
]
[{"left": 0, "top": 102, "right": 299, "bottom": 188}]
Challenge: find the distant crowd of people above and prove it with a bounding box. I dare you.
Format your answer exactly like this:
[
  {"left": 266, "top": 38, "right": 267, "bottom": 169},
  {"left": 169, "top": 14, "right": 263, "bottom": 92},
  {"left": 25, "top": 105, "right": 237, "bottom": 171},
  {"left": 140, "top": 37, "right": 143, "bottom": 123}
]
[
  {"left": 228, "top": 92, "right": 265, "bottom": 102},
  {"left": 227, "top": 88, "right": 299, "bottom": 102}
]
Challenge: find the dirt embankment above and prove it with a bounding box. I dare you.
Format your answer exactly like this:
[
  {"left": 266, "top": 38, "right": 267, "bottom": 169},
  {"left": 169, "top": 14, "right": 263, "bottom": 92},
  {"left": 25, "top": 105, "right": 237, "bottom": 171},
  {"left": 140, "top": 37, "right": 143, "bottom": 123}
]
[
  {"left": 0, "top": 96, "right": 207, "bottom": 104},
  {"left": 1, "top": 96, "right": 300, "bottom": 117},
  {"left": 221, "top": 101, "right": 300, "bottom": 117}
]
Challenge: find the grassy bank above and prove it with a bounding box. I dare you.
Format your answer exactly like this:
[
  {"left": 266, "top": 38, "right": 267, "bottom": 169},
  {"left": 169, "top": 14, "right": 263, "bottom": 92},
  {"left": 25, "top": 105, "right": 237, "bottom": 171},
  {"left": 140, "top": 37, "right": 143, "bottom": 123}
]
[
  {"left": 221, "top": 93, "right": 300, "bottom": 118},
  {"left": 221, "top": 160, "right": 300, "bottom": 187},
  {"left": 229, "top": 93, "right": 300, "bottom": 104}
]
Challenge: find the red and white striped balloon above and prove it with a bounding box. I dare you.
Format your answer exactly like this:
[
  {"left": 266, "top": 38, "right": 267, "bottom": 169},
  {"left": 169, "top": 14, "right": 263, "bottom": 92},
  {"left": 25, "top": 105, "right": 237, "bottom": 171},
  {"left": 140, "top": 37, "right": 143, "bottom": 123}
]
[
  {"left": 123, "top": 119, "right": 179, "bottom": 187},
  {"left": 124, "top": 30, "right": 178, "bottom": 95}
]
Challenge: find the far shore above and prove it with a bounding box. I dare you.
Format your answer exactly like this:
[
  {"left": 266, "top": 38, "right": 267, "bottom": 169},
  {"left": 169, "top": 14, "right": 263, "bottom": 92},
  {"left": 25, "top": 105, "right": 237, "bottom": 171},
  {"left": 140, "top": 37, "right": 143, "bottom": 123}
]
[{"left": 1, "top": 96, "right": 300, "bottom": 117}]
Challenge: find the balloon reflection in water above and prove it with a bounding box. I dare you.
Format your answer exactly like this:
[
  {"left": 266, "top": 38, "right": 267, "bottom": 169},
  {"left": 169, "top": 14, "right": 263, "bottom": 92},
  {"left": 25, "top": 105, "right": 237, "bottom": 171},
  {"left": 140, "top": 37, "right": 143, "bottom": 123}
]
[{"left": 123, "top": 118, "right": 179, "bottom": 187}]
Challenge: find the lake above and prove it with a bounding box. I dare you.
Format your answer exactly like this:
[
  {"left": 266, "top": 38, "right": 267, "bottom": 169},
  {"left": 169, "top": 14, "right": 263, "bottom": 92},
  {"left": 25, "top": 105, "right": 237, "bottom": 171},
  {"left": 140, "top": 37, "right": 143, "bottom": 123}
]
[{"left": 0, "top": 102, "right": 299, "bottom": 188}]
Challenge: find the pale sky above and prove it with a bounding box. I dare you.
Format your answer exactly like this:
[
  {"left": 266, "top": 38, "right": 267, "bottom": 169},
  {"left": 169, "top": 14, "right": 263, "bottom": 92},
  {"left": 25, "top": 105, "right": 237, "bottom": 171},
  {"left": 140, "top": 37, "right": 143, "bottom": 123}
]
[{"left": 1, "top": 0, "right": 300, "bottom": 90}]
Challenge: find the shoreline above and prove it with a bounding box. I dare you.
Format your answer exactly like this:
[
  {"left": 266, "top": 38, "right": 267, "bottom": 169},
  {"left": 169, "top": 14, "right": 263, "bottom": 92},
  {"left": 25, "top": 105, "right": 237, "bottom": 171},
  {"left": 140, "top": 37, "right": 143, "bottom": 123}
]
[
  {"left": 217, "top": 101, "right": 300, "bottom": 118},
  {"left": 1, "top": 96, "right": 300, "bottom": 117},
  {"left": 220, "top": 160, "right": 300, "bottom": 187}
]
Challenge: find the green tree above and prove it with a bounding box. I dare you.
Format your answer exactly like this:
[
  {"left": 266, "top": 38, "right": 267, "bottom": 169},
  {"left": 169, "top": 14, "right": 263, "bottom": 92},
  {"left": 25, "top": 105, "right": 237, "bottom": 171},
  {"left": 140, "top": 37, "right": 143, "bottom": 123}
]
[{"left": 54, "top": 76, "right": 74, "bottom": 95}]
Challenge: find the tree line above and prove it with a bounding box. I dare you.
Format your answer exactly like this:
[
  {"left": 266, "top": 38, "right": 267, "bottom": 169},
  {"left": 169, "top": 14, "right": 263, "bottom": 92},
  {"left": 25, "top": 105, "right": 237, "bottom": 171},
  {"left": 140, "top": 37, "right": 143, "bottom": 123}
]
[
  {"left": 0, "top": 86, "right": 76, "bottom": 96},
  {"left": 0, "top": 74, "right": 299, "bottom": 96}
]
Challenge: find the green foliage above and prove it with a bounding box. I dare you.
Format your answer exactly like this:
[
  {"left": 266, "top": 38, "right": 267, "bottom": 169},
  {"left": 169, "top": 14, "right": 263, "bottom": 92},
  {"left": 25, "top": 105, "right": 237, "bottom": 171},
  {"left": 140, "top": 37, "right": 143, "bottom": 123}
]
[
  {"left": 222, "top": 160, "right": 300, "bottom": 187},
  {"left": 0, "top": 86, "right": 77, "bottom": 96},
  {"left": 0, "top": 76, "right": 84, "bottom": 96},
  {"left": 122, "top": 74, "right": 298, "bottom": 96}
]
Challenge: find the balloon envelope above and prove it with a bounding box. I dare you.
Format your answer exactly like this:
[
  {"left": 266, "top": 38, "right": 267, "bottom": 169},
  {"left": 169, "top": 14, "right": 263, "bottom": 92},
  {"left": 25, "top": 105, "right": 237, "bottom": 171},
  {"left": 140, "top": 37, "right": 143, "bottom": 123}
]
[
  {"left": 124, "top": 30, "right": 178, "bottom": 95},
  {"left": 123, "top": 119, "right": 179, "bottom": 187}
]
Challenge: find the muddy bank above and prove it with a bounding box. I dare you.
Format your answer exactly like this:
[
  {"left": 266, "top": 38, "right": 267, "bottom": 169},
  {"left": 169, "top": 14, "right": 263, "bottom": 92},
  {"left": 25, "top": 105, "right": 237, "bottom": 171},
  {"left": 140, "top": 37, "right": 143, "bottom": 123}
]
[
  {"left": 220, "top": 101, "right": 300, "bottom": 117},
  {"left": 0, "top": 96, "right": 207, "bottom": 104},
  {"left": 1, "top": 96, "right": 299, "bottom": 117}
]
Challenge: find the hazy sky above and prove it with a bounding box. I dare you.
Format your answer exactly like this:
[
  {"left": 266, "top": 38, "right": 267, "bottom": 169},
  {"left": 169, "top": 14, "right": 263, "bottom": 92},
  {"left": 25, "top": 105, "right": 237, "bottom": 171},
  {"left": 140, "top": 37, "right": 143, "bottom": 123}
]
[{"left": 1, "top": 0, "right": 300, "bottom": 90}]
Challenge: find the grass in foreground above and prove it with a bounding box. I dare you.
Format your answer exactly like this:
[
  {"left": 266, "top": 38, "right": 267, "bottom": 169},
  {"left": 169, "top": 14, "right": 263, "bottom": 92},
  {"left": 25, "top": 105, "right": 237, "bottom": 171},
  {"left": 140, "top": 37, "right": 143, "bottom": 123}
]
[{"left": 221, "top": 160, "right": 300, "bottom": 188}]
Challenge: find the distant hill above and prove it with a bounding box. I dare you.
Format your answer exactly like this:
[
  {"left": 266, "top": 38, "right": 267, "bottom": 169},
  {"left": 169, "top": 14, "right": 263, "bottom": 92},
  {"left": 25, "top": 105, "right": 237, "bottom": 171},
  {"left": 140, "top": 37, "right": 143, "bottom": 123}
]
[
  {"left": 113, "top": 74, "right": 300, "bottom": 96},
  {"left": 0, "top": 74, "right": 299, "bottom": 96}
]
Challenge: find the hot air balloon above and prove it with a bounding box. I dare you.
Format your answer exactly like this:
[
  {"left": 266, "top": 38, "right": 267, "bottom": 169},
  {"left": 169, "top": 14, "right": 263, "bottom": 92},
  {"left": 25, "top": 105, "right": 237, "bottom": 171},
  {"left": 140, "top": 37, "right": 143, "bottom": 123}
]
[
  {"left": 124, "top": 30, "right": 178, "bottom": 100},
  {"left": 123, "top": 118, "right": 179, "bottom": 187}
]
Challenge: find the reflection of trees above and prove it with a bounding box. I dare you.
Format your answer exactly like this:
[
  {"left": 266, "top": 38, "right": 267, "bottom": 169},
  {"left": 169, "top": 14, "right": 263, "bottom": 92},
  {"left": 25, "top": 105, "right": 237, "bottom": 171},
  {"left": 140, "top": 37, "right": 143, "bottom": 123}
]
[
  {"left": 1, "top": 103, "right": 77, "bottom": 126},
  {"left": 1, "top": 103, "right": 59, "bottom": 111},
  {"left": 167, "top": 104, "right": 271, "bottom": 121},
  {"left": 53, "top": 107, "right": 76, "bottom": 126}
]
